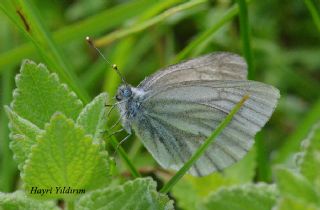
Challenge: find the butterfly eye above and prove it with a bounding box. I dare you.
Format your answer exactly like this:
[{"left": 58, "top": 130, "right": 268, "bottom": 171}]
[{"left": 123, "top": 88, "right": 132, "bottom": 97}]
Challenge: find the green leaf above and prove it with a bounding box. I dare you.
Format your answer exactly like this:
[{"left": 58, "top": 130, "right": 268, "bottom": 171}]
[
  {"left": 203, "top": 183, "right": 278, "bottom": 210},
  {"left": 76, "top": 93, "right": 108, "bottom": 144},
  {"left": 23, "top": 113, "right": 110, "bottom": 200},
  {"left": 76, "top": 178, "right": 174, "bottom": 210},
  {"left": 5, "top": 106, "right": 42, "bottom": 171},
  {"left": 274, "top": 197, "right": 320, "bottom": 210},
  {"left": 299, "top": 123, "right": 320, "bottom": 189},
  {"left": 12, "top": 60, "right": 83, "bottom": 128},
  {"left": 275, "top": 167, "right": 320, "bottom": 206},
  {"left": 0, "top": 191, "right": 59, "bottom": 210}
]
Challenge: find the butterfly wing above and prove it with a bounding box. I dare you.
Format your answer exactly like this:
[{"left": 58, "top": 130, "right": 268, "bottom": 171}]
[
  {"left": 132, "top": 80, "right": 279, "bottom": 176},
  {"left": 138, "top": 52, "right": 248, "bottom": 91}
]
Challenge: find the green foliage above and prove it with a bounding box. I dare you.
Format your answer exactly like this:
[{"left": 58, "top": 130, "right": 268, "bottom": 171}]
[
  {"left": 275, "top": 168, "right": 320, "bottom": 206},
  {"left": 0, "top": 0, "right": 320, "bottom": 209},
  {"left": 76, "top": 92, "right": 108, "bottom": 144},
  {"left": 203, "top": 183, "right": 278, "bottom": 210},
  {"left": 273, "top": 124, "right": 320, "bottom": 210},
  {"left": 299, "top": 124, "right": 320, "bottom": 188},
  {"left": 12, "top": 60, "right": 83, "bottom": 128},
  {"left": 0, "top": 191, "right": 59, "bottom": 210},
  {"left": 76, "top": 178, "right": 174, "bottom": 210},
  {"left": 5, "top": 107, "right": 41, "bottom": 171},
  {"left": 23, "top": 113, "right": 110, "bottom": 200},
  {"left": 172, "top": 148, "right": 256, "bottom": 210},
  {"left": 275, "top": 197, "right": 320, "bottom": 210}
]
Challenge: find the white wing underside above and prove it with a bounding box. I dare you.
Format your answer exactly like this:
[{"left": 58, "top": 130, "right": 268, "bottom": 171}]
[
  {"left": 131, "top": 52, "right": 279, "bottom": 176},
  {"left": 138, "top": 52, "right": 248, "bottom": 90}
]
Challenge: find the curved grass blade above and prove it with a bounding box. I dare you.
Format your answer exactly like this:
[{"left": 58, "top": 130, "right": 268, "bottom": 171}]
[
  {"left": 304, "top": 0, "right": 320, "bottom": 32},
  {"left": 237, "top": 0, "right": 254, "bottom": 79}
]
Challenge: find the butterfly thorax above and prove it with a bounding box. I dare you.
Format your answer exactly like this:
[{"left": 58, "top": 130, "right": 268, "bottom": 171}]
[{"left": 116, "top": 85, "right": 146, "bottom": 133}]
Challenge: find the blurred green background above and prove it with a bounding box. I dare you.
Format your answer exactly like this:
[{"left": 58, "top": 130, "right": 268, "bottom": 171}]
[{"left": 0, "top": 0, "right": 319, "bottom": 205}]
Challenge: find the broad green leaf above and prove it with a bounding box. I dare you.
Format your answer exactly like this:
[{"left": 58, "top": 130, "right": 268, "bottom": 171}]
[
  {"left": 0, "top": 191, "right": 59, "bottom": 210},
  {"left": 12, "top": 60, "right": 83, "bottom": 128},
  {"left": 76, "top": 178, "right": 174, "bottom": 210},
  {"left": 23, "top": 113, "right": 110, "bottom": 200},
  {"left": 76, "top": 92, "right": 108, "bottom": 144},
  {"left": 299, "top": 123, "right": 320, "bottom": 189},
  {"left": 203, "top": 183, "right": 278, "bottom": 210},
  {"left": 275, "top": 167, "right": 320, "bottom": 206},
  {"left": 274, "top": 197, "right": 320, "bottom": 210},
  {"left": 5, "top": 106, "right": 42, "bottom": 171}
]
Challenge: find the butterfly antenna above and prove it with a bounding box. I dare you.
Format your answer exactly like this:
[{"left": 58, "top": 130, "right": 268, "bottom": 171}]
[{"left": 86, "top": 36, "right": 127, "bottom": 85}]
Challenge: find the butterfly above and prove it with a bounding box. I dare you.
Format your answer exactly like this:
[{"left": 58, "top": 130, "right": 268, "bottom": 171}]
[{"left": 113, "top": 52, "right": 279, "bottom": 176}]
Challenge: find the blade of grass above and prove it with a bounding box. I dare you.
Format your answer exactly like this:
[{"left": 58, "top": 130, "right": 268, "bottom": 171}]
[
  {"left": 304, "top": 0, "right": 320, "bottom": 32},
  {"left": 173, "top": 0, "right": 252, "bottom": 63},
  {"left": 0, "top": 20, "right": 17, "bottom": 192},
  {"left": 0, "top": 0, "right": 157, "bottom": 71},
  {"left": 237, "top": 0, "right": 268, "bottom": 182},
  {"left": 95, "top": 0, "right": 207, "bottom": 47},
  {"left": 160, "top": 95, "right": 249, "bottom": 193},
  {"left": 237, "top": 0, "right": 254, "bottom": 79},
  {"left": 1, "top": 0, "right": 90, "bottom": 102},
  {"left": 255, "top": 133, "right": 272, "bottom": 182},
  {"left": 0, "top": 68, "right": 16, "bottom": 192}
]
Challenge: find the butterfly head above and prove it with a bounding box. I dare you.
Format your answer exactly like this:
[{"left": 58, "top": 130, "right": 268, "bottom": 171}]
[{"left": 116, "top": 85, "right": 132, "bottom": 101}]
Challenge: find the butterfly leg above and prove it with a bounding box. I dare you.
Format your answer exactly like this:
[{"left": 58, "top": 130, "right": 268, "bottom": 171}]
[
  {"left": 110, "top": 111, "right": 128, "bottom": 129},
  {"left": 116, "top": 133, "right": 132, "bottom": 149},
  {"left": 107, "top": 128, "right": 125, "bottom": 138}
]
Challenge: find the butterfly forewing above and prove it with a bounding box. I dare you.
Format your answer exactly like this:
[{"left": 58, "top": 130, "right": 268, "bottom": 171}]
[
  {"left": 138, "top": 52, "right": 248, "bottom": 91},
  {"left": 132, "top": 80, "right": 279, "bottom": 176}
]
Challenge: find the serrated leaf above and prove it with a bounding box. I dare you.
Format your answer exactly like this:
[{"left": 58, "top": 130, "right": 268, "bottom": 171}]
[
  {"left": 299, "top": 123, "right": 320, "bottom": 189},
  {"left": 203, "top": 183, "right": 278, "bottom": 210},
  {"left": 274, "top": 197, "right": 320, "bottom": 210},
  {"left": 76, "top": 93, "right": 108, "bottom": 144},
  {"left": 275, "top": 167, "right": 320, "bottom": 206},
  {"left": 0, "top": 191, "right": 59, "bottom": 210},
  {"left": 12, "top": 60, "right": 83, "bottom": 128},
  {"left": 5, "top": 106, "right": 42, "bottom": 171},
  {"left": 23, "top": 113, "right": 110, "bottom": 200},
  {"left": 76, "top": 178, "right": 174, "bottom": 210}
]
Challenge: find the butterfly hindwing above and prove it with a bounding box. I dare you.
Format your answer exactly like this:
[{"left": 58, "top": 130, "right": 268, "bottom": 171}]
[{"left": 131, "top": 80, "right": 279, "bottom": 176}]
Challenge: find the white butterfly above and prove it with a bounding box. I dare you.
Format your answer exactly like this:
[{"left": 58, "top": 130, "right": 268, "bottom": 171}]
[{"left": 114, "top": 52, "right": 279, "bottom": 176}]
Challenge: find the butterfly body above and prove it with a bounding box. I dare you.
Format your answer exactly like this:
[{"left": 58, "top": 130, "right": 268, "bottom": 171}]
[{"left": 114, "top": 52, "right": 280, "bottom": 176}]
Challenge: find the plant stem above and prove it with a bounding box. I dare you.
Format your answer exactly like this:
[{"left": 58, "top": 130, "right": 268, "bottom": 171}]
[
  {"left": 160, "top": 95, "right": 249, "bottom": 193},
  {"left": 237, "top": 0, "right": 254, "bottom": 79}
]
